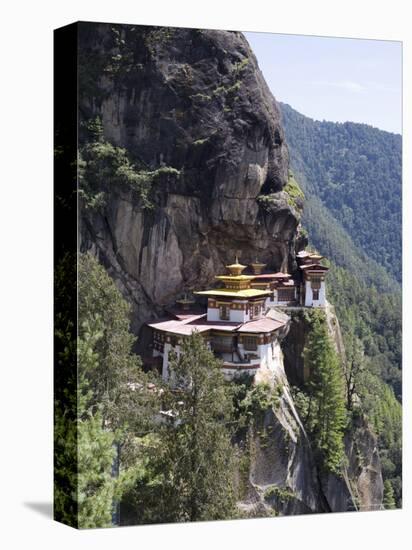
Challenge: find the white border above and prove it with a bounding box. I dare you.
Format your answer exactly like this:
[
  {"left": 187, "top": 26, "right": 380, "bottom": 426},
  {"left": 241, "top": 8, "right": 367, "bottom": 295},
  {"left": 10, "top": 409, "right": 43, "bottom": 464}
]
[{"left": 0, "top": 1, "right": 409, "bottom": 549}]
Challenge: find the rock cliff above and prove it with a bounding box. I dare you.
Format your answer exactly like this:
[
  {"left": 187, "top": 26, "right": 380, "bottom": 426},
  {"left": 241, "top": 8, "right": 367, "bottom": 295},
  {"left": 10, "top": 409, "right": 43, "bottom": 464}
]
[
  {"left": 277, "top": 305, "right": 383, "bottom": 514},
  {"left": 238, "top": 356, "right": 327, "bottom": 517},
  {"left": 78, "top": 23, "right": 300, "bottom": 334}
]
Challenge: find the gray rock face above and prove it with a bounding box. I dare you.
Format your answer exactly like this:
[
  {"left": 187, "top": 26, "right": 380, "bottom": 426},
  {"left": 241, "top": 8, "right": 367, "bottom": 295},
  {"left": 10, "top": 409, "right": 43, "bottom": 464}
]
[
  {"left": 78, "top": 23, "right": 298, "bottom": 334},
  {"left": 278, "top": 306, "right": 384, "bottom": 514},
  {"left": 246, "top": 394, "right": 323, "bottom": 516},
  {"left": 344, "top": 415, "right": 384, "bottom": 511}
]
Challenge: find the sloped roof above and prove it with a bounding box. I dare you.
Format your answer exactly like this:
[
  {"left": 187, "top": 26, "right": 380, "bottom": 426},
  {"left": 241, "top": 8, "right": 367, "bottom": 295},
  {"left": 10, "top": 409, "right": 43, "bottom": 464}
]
[
  {"left": 250, "top": 272, "right": 291, "bottom": 279},
  {"left": 266, "top": 308, "right": 291, "bottom": 324},
  {"left": 195, "top": 288, "right": 270, "bottom": 298},
  {"left": 148, "top": 309, "right": 289, "bottom": 337},
  {"left": 236, "top": 317, "right": 286, "bottom": 333},
  {"left": 300, "top": 263, "right": 329, "bottom": 271}
]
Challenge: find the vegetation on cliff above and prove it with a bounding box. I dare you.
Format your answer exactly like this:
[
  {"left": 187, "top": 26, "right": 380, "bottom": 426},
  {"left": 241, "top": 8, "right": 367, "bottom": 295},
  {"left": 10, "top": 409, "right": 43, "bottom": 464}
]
[
  {"left": 284, "top": 170, "right": 305, "bottom": 211},
  {"left": 292, "top": 310, "right": 347, "bottom": 474},
  {"left": 79, "top": 117, "right": 180, "bottom": 211}
]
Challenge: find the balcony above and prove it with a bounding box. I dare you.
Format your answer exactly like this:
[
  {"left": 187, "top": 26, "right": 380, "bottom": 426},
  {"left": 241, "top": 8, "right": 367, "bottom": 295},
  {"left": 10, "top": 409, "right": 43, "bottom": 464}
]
[{"left": 222, "top": 360, "right": 260, "bottom": 370}]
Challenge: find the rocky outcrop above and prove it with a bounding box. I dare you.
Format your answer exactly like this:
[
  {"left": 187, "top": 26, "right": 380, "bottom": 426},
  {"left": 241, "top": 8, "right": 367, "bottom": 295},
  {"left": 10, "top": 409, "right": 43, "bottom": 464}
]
[
  {"left": 237, "top": 351, "right": 324, "bottom": 517},
  {"left": 78, "top": 23, "right": 300, "bottom": 335},
  {"left": 343, "top": 414, "right": 384, "bottom": 511},
  {"left": 281, "top": 310, "right": 312, "bottom": 385},
  {"left": 278, "top": 305, "right": 384, "bottom": 514}
]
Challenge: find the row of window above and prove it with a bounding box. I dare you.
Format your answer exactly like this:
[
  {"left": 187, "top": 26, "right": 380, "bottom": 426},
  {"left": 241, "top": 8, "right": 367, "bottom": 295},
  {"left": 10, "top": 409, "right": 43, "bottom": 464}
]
[{"left": 211, "top": 335, "right": 258, "bottom": 351}]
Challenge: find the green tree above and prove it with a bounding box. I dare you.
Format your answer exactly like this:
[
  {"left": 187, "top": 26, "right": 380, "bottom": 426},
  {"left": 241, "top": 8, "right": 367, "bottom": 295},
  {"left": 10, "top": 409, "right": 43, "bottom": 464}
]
[
  {"left": 303, "top": 311, "right": 347, "bottom": 474},
  {"left": 125, "top": 332, "right": 237, "bottom": 523},
  {"left": 54, "top": 253, "right": 78, "bottom": 526},
  {"left": 55, "top": 253, "right": 157, "bottom": 528},
  {"left": 344, "top": 333, "right": 365, "bottom": 410},
  {"left": 78, "top": 253, "right": 159, "bottom": 526},
  {"left": 77, "top": 318, "right": 117, "bottom": 529},
  {"left": 78, "top": 253, "right": 156, "bottom": 433},
  {"left": 358, "top": 370, "right": 402, "bottom": 506},
  {"left": 383, "top": 480, "right": 396, "bottom": 510}
]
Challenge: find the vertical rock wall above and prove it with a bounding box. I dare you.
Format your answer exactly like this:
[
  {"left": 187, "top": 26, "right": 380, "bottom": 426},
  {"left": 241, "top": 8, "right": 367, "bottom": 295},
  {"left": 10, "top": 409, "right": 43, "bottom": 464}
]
[{"left": 78, "top": 23, "right": 300, "bottom": 332}]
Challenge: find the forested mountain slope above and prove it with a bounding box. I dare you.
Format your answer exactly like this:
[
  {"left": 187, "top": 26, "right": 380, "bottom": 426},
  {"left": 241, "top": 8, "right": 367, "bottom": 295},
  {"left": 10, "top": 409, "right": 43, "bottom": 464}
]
[
  {"left": 280, "top": 102, "right": 402, "bottom": 506},
  {"left": 280, "top": 103, "right": 402, "bottom": 283}
]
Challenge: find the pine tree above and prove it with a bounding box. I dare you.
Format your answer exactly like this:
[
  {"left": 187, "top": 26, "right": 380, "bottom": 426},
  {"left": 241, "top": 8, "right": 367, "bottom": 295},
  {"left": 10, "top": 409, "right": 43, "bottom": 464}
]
[
  {"left": 344, "top": 333, "right": 365, "bottom": 410},
  {"left": 78, "top": 253, "right": 156, "bottom": 432},
  {"left": 126, "top": 332, "right": 237, "bottom": 523},
  {"left": 54, "top": 253, "right": 79, "bottom": 526},
  {"left": 304, "top": 311, "right": 347, "bottom": 474},
  {"left": 54, "top": 253, "right": 158, "bottom": 528},
  {"left": 77, "top": 318, "right": 117, "bottom": 528},
  {"left": 383, "top": 480, "right": 396, "bottom": 510}
]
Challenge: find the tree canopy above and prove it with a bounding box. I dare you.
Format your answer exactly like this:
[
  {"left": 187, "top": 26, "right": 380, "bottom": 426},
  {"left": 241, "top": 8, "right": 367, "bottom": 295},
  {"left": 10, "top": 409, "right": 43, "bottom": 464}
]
[
  {"left": 122, "top": 332, "right": 237, "bottom": 524},
  {"left": 301, "top": 311, "right": 347, "bottom": 474}
]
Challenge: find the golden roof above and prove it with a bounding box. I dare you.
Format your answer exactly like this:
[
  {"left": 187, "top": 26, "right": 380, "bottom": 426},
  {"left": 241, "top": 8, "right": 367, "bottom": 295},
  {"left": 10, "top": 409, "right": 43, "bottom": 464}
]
[
  {"left": 195, "top": 288, "right": 270, "bottom": 298},
  {"left": 226, "top": 255, "right": 247, "bottom": 276},
  {"left": 215, "top": 275, "right": 254, "bottom": 282},
  {"left": 250, "top": 259, "right": 267, "bottom": 275}
]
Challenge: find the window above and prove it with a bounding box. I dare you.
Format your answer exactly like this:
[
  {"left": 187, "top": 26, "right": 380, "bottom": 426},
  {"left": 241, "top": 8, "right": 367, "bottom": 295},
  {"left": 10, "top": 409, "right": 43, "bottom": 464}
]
[
  {"left": 212, "top": 335, "right": 233, "bottom": 352},
  {"left": 219, "top": 305, "right": 230, "bottom": 320},
  {"left": 243, "top": 336, "right": 257, "bottom": 351},
  {"left": 312, "top": 289, "right": 319, "bottom": 300},
  {"left": 310, "top": 276, "right": 322, "bottom": 289},
  {"left": 278, "top": 288, "right": 295, "bottom": 303},
  {"left": 246, "top": 305, "right": 261, "bottom": 319}
]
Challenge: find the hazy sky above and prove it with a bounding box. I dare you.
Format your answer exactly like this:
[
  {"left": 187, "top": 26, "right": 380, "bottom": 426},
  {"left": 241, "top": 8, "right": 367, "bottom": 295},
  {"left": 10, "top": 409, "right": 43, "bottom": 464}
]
[{"left": 245, "top": 32, "right": 402, "bottom": 134}]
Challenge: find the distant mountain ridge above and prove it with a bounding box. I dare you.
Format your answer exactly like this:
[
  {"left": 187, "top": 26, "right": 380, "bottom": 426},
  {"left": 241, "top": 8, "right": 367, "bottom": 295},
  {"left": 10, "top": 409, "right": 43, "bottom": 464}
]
[{"left": 279, "top": 102, "right": 402, "bottom": 284}]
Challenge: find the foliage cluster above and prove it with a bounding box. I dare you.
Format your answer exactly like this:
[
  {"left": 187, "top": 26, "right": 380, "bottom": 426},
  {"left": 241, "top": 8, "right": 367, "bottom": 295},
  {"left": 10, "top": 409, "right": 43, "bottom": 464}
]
[
  {"left": 122, "top": 332, "right": 238, "bottom": 524},
  {"left": 239, "top": 382, "right": 282, "bottom": 424},
  {"left": 79, "top": 117, "right": 179, "bottom": 211},
  {"left": 294, "top": 310, "right": 347, "bottom": 474},
  {"left": 55, "top": 253, "right": 158, "bottom": 527},
  {"left": 284, "top": 170, "right": 305, "bottom": 211},
  {"left": 264, "top": 485, "right": 295, "bottom": 504}
]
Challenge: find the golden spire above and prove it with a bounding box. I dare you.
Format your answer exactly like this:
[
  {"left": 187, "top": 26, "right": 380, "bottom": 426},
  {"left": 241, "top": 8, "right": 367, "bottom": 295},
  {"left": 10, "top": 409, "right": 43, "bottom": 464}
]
[
  {"left": 250, "top": 257, "right": 267, "bottom": 275},
  {"left": 226, "top": 256, "right": 247, "bottom": 276}
]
